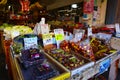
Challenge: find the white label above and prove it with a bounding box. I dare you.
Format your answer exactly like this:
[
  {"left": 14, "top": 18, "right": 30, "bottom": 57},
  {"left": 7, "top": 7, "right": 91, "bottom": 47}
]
[
  {"left": 115, "top": 23, "right": 120, "bottom": 33},
  {"left": 40, "top": 24, "right": 49, "bottom": 34},
  {"left": 75, "top": 32, "right": 83, "bottom": 41},
  {"left": 24, "top": 37, "right": 38, "bottom": 50},
  {"left": 88, "top": 28, "right": 92, "bottom": 37}
]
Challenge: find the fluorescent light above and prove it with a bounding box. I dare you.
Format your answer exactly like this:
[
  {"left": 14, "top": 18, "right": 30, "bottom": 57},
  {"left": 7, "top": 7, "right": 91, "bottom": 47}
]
[{"left": 71, "top": 4, "right": 77, "bottom": 8}]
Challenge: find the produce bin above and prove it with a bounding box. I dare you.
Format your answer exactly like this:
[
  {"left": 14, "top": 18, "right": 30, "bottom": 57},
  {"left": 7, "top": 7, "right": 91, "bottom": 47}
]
[{"left": 44, "top": 49, "right": 94, "bottom": 80}]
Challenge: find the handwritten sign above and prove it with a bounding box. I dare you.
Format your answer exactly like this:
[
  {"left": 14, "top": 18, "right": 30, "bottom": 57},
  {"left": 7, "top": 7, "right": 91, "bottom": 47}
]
[
  {"left": 88, "top": 28, "right": 92, "bottom": 37},
  {"left": 54, "top": 29, "right": 64, "bottom": 40},
  {"left": 75, "top": 32, "right": 83, "bottom": 41},
  {"left": 54, "top": 29, "right": 64, "bottom": 48},
  {"left": 42, "top": 34, "right": 52, "bottom": 46},
  {"left": 24, "top": 37, "right": 38, "bottom": 50}
]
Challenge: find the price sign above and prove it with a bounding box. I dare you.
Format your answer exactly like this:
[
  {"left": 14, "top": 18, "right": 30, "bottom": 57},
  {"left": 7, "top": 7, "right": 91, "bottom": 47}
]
[
  {"left": 54, "top": 29, "right": 64, "bottom": 48},
  {"left": 52, "top": 72, "right": 70, "bottom": 80},
  {"left": 88, "top": 28, "right": 92, "bottom": 37},
  {"left": 75, "top": 32, "right": 83, "bottom": 41},
  {"left": 55, "top": 34, "right": 64, "bottom": 41},
  {"left": 115, "top": 23, "right": 120, "bottom": 33},
  {"left": 42, "top": 34, "right": 52, "bottom": 46},
  {"left": 99, "top": 58, "right": 111, "bottom": 74},
  {"left": 24, "top": 37, "right": 38, "bottom": 50},
  {"left": 54, "top": 29, "right": 64, "bottom": 41},
  {"left": 40, "top": 24, "right": 49, "bottom": 34}
]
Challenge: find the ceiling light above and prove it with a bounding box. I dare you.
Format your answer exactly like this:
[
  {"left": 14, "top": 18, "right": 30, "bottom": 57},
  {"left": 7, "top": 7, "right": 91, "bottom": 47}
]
[{"left": 71, "top": 4, "right": 77, "bottom": 8}]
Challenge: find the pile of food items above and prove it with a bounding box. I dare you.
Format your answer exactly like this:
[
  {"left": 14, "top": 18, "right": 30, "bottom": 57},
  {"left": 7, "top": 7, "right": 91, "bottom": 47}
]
[
  {"left": 0, "top": 23, "right": 13, "bottom": 30},
  {"left": 46, "top": 49, "right": 85, "bottom": 70},
  {"left": 20, "top": 48, "right": 45, "bottom": 68},
  {"left": 4, "top": 25, "right": 33, "bottom": 39},
  {"left": 32, "top": 63, "right": 59, "bottom": 80},
  {"left": 70, "top": 37, "right": 116, "bottom": 61}
]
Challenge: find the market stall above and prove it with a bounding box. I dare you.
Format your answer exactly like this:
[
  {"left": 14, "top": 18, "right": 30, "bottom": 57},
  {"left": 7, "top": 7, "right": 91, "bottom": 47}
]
[
  {"left": 0, "top": 0, "right": 120, "bottom": 80},
  {"left": 2, "top": 18, "right": 120, "bottom": 80}
]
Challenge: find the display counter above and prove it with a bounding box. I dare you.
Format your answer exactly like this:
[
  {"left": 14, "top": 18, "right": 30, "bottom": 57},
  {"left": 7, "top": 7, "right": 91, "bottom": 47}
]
[
  {"left": 1, "top": 30, "right": 120, "bottom": 80},
  {"left": 9, "top": 44, "right": 120, "bottom": 80},
  {"left": 9, "top": 46, "right": 70, "bottom": 80}
]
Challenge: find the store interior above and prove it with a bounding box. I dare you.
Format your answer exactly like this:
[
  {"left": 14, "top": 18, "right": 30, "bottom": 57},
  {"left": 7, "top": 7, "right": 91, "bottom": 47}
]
[{"left": 0, "top": 0, "right": 120, "bottom": 80}]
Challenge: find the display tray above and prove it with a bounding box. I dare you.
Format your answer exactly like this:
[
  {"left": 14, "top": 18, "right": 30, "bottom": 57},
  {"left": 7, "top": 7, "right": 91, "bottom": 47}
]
[
  {"left": 10, "top": 47, "right": 70, "bottom": 80},
  {"left": 44, "top": 49, "right": 94, "bottom": 79},
  {"left": 12, "top": 57, "right": 70, "bottom": 80},
  {"left": 81, "top": 51, "right": 119, "bottom": 80}
]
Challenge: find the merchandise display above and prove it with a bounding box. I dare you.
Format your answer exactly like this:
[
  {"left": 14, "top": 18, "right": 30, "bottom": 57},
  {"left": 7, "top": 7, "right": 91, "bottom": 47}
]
[
  {"left": 1, "top": 12, "right": 119, "bottom": 80},
  {"left": 4, "top": 25, "right": 33, "bottom": 39},
  {"left": 8, "top": 24, "right": 119, "bottom": 80},
  {"left": 19, "top": 48, "right": 45, "bottom": 68},
  {"left": 70, "top": 36, "right": 117, "bottom": 61},
  {"left": 46, "top": 49, "right": 86, "bottom": 70},
  {"left": 32, "top": 63, "right": 59, "bottom": 80},
  {"left": 0, "top": 0, "right": 120, "bottom": 80}
]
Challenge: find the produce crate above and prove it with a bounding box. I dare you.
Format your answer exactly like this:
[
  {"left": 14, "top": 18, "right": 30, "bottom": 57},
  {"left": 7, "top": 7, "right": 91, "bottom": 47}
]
[
  {"left": 10, "top": 47, "right": 70, "bottom": 80},
  {"left": 44, "top": 51, "right": 70, "bottom": 80},
  {"left": 79, "top": 51, "right": 118, "bottom": 80},
  {"left": 44, "top": 50, "right": 94, "bottom": 80}
]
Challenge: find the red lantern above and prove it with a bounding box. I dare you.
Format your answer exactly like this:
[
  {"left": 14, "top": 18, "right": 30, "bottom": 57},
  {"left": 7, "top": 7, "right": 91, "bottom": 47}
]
[{"left": 19, "top": 0, "right": 30, "bottom": 12}]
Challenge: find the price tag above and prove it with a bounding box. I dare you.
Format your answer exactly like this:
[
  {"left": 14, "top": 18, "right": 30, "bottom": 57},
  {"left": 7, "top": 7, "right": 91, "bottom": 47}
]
[
  {"left": 11, "top": 31, "right": 20, "bottom": 39},
  {"left": 54, "top": 29, "right": 64, "bottom": 48},
  {"left": 40, "top": 24, "right": 49, "bottom": 34},
  {"left": 42, "top": 34, "right": 52, "bottom": 46},
  {"left": 99, "top": 58, "right": 111, "bottom": 74},
  {"left": 88, "top": 28, "right": 92, "bottom": 37},
  {"left": 75, "top": 32, "right": 83, "bottom": 41},
  {"left": 54, "top": 29, "right": 64, "bottom": 41},
  {"left": 115, "top": 23, "right": 120, "bottom": 33},
  {"left": 24, "top": 37, "right": 38, "bottom": 50},
  {"left": 55, "top": 34, "right": 64, "bottom": 41},
  {"left": 52, "top": 72, "right": 70, "bottom": 80}
]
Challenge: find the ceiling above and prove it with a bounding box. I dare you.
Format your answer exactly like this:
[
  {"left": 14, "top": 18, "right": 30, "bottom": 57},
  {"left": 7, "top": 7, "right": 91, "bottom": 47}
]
[
  {"left": 2, "top": 0, "right": 83, "bottom": 11},
  {"left": 7, "top": 0, "right": 56, "bottom": 6}
]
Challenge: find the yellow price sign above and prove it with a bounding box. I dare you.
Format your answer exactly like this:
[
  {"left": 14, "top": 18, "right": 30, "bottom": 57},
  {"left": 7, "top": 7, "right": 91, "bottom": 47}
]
[
  {"left": 55, "top": 34, "right": 64, "bottom": 41},
  {"left": 51, "top": 72, "right": 70, "bottom": 80},
  {"left": 42, "top": 34, "right": 52, "bottom": 40}
]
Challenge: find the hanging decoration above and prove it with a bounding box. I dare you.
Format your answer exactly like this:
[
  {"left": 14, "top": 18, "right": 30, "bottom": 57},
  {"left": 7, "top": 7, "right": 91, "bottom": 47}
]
[
  {"left": 0, "top": 0, "right": 7, "bottom": 5},
  {"left": 19, "top": 0, "right": 30, "bottom": 12},
  {"left": 83, "top": 0, "right": 94, "bottom": 14}
]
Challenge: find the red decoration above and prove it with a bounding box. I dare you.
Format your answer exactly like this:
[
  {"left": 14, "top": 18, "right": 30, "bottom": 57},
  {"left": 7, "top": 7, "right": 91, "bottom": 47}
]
[
  {"left": 83, "top": 0, "right": 94, "bottom": 14},
  {"left": 20, "top": 0, "right": 30, "bottom": 12}
]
